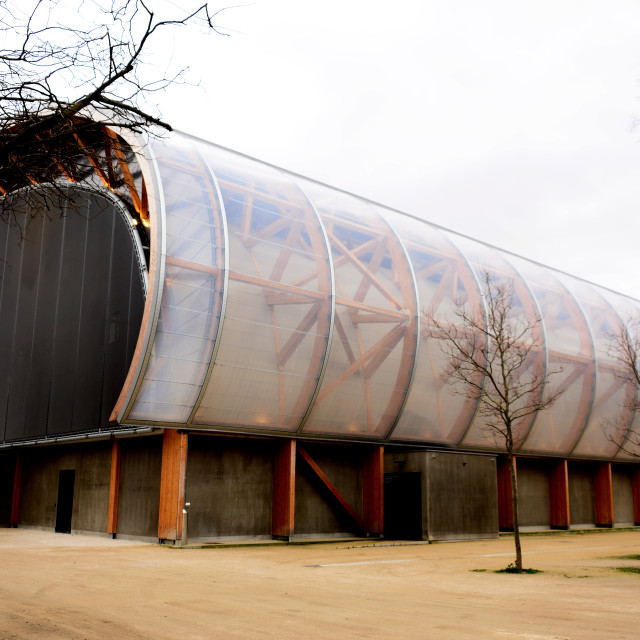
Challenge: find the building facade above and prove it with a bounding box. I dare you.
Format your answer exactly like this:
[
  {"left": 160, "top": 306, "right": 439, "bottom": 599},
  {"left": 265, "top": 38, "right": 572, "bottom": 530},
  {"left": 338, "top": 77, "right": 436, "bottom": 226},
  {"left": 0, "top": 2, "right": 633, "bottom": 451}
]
[{"left": 1, "top": 123, "right": 639, "bottom": 542}]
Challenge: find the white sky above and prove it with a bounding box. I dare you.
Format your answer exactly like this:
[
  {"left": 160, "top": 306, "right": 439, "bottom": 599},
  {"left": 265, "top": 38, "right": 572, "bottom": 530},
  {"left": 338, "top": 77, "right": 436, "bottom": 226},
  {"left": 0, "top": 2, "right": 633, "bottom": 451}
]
[{"left": 149, "top": 0, "right": 640, "bottom": 299}]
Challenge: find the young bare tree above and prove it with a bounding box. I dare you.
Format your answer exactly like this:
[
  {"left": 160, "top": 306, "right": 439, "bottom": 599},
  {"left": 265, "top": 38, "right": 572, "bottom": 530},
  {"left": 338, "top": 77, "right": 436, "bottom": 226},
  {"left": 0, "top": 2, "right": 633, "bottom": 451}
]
[
  {"left": 424, "top": 268, "right": 564, "bottom": 573},
  {"left": 607, "top": 315, "right": 640, "bottom": 456},
  {"left": 0, "top": 0, "right": 225, "bottom": 203}
]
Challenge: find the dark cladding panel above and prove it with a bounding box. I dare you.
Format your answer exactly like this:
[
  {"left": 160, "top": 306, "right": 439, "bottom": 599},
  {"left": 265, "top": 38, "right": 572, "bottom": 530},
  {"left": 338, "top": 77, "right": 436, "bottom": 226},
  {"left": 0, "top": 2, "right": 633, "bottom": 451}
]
[
  {"left": 47, "top": 202, "right": 90, "bottom": 434},
  {"left": 0, "top": 187, "right": 145, "bottom": 443},
  {"left": 71, "top": 197, "right": 115, "bottom": 430},
  {"left": 5, "top": 214, "right": 45, "bottom": 439},
  {"left": 0, "top": 205, "right": 27, "bottom": 441},
  {"left": 23, "top": 214, "right": 65, "bottom": 437}
]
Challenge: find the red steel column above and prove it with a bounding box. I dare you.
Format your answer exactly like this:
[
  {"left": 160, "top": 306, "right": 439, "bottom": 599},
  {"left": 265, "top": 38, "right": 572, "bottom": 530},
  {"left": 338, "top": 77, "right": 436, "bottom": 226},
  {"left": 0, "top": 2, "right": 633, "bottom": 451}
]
[
  {"left": 594, "top": 462, "right": 614, "bottom": 527},
  {"left": 10, "top": 453, "right": 21, "bottom": 527},
  {"left": 363, "top": 445, "right": 384, "bottom": 537},
  {"left": 107, "top": 440, "right": 121, "bottom": 537},
  {"left": 549, "top": 459, "right": 570, "bottom": 529},
  {"left": 632, "top": 466, "right": 640, "bottom": 526},
  {"left": 158, "top": 430, "right": 188, "bottom": 542},
  {"left": 272, "top": 439, "right": 296, "bottom": 540},
  {"left": 497, "top": 456, "right": 515, "bottom": 531}
]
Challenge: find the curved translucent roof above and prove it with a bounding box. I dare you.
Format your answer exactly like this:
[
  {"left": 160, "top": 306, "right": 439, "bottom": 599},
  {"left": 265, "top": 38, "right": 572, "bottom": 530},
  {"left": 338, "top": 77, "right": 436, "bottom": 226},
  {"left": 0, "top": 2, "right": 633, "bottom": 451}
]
[{"left": 106, "top": 129, "right": 640, "bottom": 460}]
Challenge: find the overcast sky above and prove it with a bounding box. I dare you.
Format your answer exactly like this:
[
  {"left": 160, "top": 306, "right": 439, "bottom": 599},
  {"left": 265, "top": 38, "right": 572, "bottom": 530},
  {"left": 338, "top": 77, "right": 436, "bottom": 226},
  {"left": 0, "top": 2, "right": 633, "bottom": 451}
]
[{"left": 150, "top": 0, "right": 640, "bottom": 299}]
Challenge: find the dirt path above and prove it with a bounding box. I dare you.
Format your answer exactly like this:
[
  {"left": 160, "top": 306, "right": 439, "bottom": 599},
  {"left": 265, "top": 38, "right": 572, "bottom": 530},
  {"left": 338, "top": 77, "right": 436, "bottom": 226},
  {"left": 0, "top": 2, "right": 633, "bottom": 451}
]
[{"left": 1, "top": 528, "right": 640, "bottom": 639}]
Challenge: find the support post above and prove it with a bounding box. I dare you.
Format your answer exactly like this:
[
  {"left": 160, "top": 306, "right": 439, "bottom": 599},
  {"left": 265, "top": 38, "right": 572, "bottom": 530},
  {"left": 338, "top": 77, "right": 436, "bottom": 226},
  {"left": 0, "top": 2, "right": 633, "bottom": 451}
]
[
  {"left": 298, "top": 445, "right": 365, "bottom": 533},
  {"left": 107, "top": 440, "right": 121, "bottom": 538},
  {"left": 272, "top": 439, "right": 296, "bottom": 541},
  {"left": 497, "top": 455, "right": 515, "bottom": 531},
  {"left": 549, "top": 459, "right": 570, "bottom": 529},
  {"left": 594, "top": 461, "right": 614, "bottom": 527},
  {"left": 158, "top": 430, "right": 188, "bottom": 543},
  {"left": 10, "top": 453, "right": 21, "bottom": 527},
  {"left": 363, "top": 445, "right": 384, "bottom": 537},
  {"left": 632, "top": 466, "right": 640, "bottom": 526}
]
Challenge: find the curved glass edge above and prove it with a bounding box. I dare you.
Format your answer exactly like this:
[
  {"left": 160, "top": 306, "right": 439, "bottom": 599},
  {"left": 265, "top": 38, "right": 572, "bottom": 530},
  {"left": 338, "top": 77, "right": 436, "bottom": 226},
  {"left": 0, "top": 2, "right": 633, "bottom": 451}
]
[
  {"left": 191, "top": 145, "right": 332, "bottom": 431},
  {"left": 383, "top": 214, "right": 481, "bottom": 443},
  {"left": 557, "top": 275, "right": 632, "bottom": 459},
  {"left": 510, "top": 255, "right": 596, "bottom": 456},
  {"left": 125, "top": 135, "right": 226, "bottom": 423},
  {"left": 111, "top": 128, "right": 166, "bottom": 424},
  {"left": 298, "top": 184, "right": 418, "bottom": 439},
  {"left": 446, "top": 236, "right": 545, "bottom": 451}
]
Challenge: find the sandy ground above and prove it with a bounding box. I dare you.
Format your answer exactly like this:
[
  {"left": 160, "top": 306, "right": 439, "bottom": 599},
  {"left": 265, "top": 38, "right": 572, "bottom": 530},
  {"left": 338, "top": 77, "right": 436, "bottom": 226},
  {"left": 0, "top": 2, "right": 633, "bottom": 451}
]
[{"left": 1, "top": 529, "right": 640, "bottom": 639}]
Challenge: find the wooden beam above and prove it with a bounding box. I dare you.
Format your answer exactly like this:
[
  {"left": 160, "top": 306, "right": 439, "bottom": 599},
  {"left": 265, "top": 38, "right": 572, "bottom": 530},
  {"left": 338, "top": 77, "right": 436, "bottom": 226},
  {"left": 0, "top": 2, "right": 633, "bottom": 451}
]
[
  {"left": 272, "top": 439, "right": 296, "bottom": 540},
  {"left": 594, "top": 461, "right": 614, "bottom": 527},
  {"left": 497, "top": 455, "right": 514, "bottom": 531},
  {"left": 298, "top": 446, "right": 365, "bottom": 533},
  {"left": 10, "top": 453, "right": 21, "bottom": 527},
  {"left": 107, "top": 440, "right": 121, "bottom": 537},
  {"left": 328, "top": 231, "right": 403, "bottom": 311},
  {"left": 549, "top": 459, "right": 570, "bottom": 529},
  {"left": 316, "top": 323, "right": 407, "bottom": 404},
  {"left": 632, "top": 467, "right": 640, "bottom": 526},
  {"left": 363, "top": 446, "right": 384, "bottom": 536},
  {"left": 158, "top": 430, "right": 188, "bottom": 542}
]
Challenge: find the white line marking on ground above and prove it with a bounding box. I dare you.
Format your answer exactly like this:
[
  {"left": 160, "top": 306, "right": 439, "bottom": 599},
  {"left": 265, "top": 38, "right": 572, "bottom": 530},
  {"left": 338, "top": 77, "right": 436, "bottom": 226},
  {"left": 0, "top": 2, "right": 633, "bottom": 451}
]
[{"left": 306, "top": 559, "right": 414, "bottom": 568}]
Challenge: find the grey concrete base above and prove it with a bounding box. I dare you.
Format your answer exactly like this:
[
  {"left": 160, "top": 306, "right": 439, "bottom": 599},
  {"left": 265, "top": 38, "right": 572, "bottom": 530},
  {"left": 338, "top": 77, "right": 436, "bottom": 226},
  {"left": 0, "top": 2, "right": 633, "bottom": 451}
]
[{"left": 384, "top": 450, "right": 499, "bottom": 542}]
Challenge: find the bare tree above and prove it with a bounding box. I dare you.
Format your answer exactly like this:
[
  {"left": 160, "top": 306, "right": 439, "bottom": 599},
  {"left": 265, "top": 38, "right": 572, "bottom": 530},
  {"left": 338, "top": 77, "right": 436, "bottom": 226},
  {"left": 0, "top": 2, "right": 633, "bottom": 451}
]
[
  {"left": 424, "top": 268, "right": 564, "bottom": 573},
  {"left": 607, "top": 315, "right": 640, "bottom": 456},
  {"left": 0, "top": 0, "right": 226, "bottom": 220}
]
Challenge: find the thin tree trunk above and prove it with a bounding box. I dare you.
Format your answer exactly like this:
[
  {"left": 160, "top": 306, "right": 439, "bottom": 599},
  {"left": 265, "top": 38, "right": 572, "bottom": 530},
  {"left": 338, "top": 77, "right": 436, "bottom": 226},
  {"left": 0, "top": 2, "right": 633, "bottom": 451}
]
[{"left": 508, "top": 452, "right": 522, "bottom": 572}]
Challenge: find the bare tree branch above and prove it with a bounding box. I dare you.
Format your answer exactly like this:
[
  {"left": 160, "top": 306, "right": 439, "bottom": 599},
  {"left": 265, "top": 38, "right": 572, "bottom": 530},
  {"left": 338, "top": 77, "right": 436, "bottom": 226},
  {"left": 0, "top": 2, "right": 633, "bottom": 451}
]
[
  {"left": 424, "top": 267, "right": 565, "bottom": 573},
  {"left": 606, "top": 315, "right": 640, "bottom": 456},
  {"left": 0, "top": 0, "right": 227, "bottom": 195}
]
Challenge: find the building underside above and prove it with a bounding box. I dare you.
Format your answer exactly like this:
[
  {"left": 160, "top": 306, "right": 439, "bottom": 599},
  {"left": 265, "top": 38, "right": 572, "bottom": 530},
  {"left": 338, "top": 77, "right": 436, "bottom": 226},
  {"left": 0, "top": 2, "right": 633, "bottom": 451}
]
[{"left": 1, "top": 121, "right": 639, "bottom": 542}]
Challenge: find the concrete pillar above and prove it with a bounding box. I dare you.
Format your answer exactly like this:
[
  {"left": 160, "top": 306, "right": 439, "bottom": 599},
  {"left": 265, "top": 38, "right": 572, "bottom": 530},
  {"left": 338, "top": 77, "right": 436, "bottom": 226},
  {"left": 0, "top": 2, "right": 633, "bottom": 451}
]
[
  {"left": 10, "top": 453, "right": 21, "bottom": 527},
  {"left": 363, "top": 445, "right": 384, "bottom": 537},
  {"left": 158, "top": 430, "right": 188, "bottom": 543},
  {"left": 497, "top": 455, "right": 515, "bottom": 531},
  {"left": 272, "top": 439, "right": 296, "bottom": 541},
  {"left": 549, "top": 459, "right": 570, "bottom": 529},
  {"left": 594, "top": 461, "right": 614, "bottom": 527},
  {"left": 633, "top": 467, "right": 640, "bottom": 526},
  {"left": 107, "top": 439, "right": 121, "bottom": 537}
]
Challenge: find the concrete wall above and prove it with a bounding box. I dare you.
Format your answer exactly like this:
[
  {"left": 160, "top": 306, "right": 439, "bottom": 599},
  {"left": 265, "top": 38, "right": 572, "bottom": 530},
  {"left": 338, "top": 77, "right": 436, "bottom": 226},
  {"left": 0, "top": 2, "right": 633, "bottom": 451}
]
[
  {"left": 568, "top": 462, "right": 595, "bottom": 526},
  {"left": 612, "top": 465, "right": 635, "bottom": 525},
  {"left": 426, "top": 452, "right": 498, "bottom": 541},
  {"left": 384, "top": 450, "right": 498, "bottom": 541},
  {"left": 116, "top": 436, "right": 162, "bottom": 539},
  {"left": 517, "top": 459, "right": 551, "bottom": 527},
  {"left": 295, "top": 443, "right": 363, "bottom": 536},
  {"left": 17, "top": 441, "right": 111, "bottom": 533},
  {"left": 186, "top": 435, "right": 275, "bottom": 540}
]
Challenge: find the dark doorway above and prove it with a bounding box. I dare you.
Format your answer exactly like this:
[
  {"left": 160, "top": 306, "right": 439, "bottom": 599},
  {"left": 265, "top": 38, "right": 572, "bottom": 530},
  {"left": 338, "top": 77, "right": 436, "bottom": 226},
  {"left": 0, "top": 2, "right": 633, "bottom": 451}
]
[
  {"left": 384, "top": 472, "right": 422, "bottom": 540},
  {"left": 55, "top": 469, "right": 75, "bottom": 534}
]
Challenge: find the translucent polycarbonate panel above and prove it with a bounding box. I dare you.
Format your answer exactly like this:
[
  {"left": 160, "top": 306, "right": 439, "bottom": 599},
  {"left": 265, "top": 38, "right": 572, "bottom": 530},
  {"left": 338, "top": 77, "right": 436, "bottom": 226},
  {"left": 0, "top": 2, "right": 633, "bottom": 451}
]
[
  {"left": 558, "top": 275, "right": 632, "bottom": 458},
  {"left": 601, "top": 290, "right": 640, "bottom": 460},
  {"left": 510, "top": 256, "right": 595, "bottom": 455},
  {"left": 381, "top": 211, "right": 481, "bottom": 443},
  {"left": 128, "top": 136, "right": 225, "bottom": 422},
  {"left": 451, "top": 236, "right": 546, "bottom": 450},
  {"left": 193, "top": 147, "right": 331, "bottom": 431},
  {"left": 299, "top": 184, "right": 418, "bottom": 438}
]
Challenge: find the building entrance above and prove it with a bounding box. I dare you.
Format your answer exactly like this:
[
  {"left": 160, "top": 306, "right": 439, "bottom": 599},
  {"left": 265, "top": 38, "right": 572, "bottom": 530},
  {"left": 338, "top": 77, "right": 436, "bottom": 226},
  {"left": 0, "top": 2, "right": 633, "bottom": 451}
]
[{"left": 55, "top": 469, "right": 75, "bottom": 534}]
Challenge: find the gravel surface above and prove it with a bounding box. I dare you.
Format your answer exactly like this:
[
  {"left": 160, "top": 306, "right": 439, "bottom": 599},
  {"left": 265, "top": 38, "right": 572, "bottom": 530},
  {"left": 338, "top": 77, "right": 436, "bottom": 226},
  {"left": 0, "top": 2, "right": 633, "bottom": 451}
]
[{"left": 1, "top": 528, "right": 639, "bottom": 639}]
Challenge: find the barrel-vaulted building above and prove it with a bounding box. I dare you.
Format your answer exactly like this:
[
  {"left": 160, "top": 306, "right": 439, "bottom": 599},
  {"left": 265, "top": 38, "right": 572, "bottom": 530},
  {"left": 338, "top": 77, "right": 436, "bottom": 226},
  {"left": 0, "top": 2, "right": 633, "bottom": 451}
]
[{"left": 1, "top": 122, "right": 639, "bottom": 542}]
